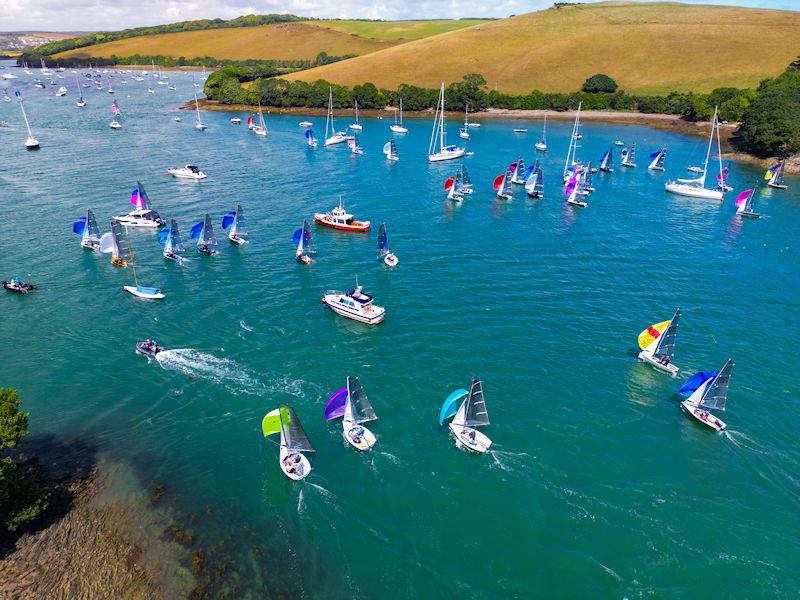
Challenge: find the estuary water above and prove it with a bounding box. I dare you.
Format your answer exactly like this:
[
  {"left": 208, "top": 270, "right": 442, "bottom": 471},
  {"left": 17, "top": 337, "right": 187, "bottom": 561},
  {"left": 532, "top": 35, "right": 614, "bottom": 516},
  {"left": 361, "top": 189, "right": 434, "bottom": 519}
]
[{"left": 1, "top": 64, "right": 798, "bottom": 598}]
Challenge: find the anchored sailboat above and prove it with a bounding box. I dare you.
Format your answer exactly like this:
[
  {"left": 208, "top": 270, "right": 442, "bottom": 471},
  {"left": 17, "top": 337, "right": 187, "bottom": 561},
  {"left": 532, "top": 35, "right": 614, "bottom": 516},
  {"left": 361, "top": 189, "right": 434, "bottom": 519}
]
[
  {"left": 193, "top": 91, "right": 206, "bottom": 131},
  {"left": 648, "top": 146, "right": 667, "bottom": 171},
  {"left": 524, "top": 160, "right": 544, "bottom": 198},
  {"left": 222, "top": 204, "right": 247, "bottom": 244},
  {"left": 680, "top": 358, "right": 733, "bottom": 432},
  {"left": 157, "top": 219, "right": 186, "bottom": 262},
  {"left": 190, "top": 213, "right": 218, "bottom": 255},
  {"left": 293, "top": 219, "right": 315, "bottom": 264},
  {"left": 428, "top": 83, "right": 464, "bottom": 162},
  {"left": 637, "top": 309, "right": 680, "bottom": 375},
  {"left": 349, "top": 99, "right": 362, "bottom": 131},
  {"left": 262, "top": 404, "right": 315, "bottom": 480},
  {"left": 665, "top": 106, "right": 724, "bottom": 200},
  {"left": 376, "top": 223, "right": 398, "bottom": 266},
  {"left": 535, "top": 113, "right": 548, "bottom": 151},
  {"left": 14, "top": 88, "right": 39, "bottom": 148},
  {"left": 383, "top": 139, "right": 399, "bottom": 161},
  {"left": 324, "top": 87, "right": 347, "bottom": 146},
  {"left": 439, "top": 378, "right": 492, "bottom": 453},
  {"left": 73, "top": 209, "right": 102, "bottom": 250},
  {"left": 75, "top": 74, "right": 86, "bottom": 107},
  {"left": 459, "top": 105, "right": 471, "bottom": 140},
  {"left": 621, "top": 143, "right": 636, "bottom": 168},
  {"left": 765, "top": 160, "right": 787, "bottom": 189},
  {"left": 324, "top": 376, "right": 379, "bottom": 451},
  {"left": 390, "top": 98, "right": 408, "bottom": 133}
]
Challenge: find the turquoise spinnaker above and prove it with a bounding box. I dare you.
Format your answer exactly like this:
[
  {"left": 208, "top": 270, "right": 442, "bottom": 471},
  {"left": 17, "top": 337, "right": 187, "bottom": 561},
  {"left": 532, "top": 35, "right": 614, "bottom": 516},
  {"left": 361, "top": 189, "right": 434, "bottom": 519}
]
[{"left": 439, "top": 389, "right": 468, "bottom": 425}]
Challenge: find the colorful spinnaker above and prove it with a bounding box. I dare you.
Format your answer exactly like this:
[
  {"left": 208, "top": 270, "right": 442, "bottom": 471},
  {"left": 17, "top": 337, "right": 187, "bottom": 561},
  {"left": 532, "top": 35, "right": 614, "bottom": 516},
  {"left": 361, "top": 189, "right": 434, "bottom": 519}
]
[
  {"left": 637, "top": 320, "right": 671, "bottom": 351},
  {"left": 679, "top": 370, "right": 719, "bottom": 398}
]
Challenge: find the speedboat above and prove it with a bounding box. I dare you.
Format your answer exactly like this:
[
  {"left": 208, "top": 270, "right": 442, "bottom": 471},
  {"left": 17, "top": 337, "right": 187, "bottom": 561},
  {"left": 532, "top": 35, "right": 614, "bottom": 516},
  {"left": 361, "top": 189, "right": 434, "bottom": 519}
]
[
  {"left": 313, "top": 198, "right": 370, "bottom": 232},
  {"left": 299, "top": 121, "right": 313, "bottom": 128},
  {"left": 614, "top": 140, "right": 624, "bottom": 146},
  {"left": 109, "top": 120, "right": 122, "bottom": 129},
  {"left": 167, "top": 165, "right": 207, "bottom": 180},
  {"left": 114, "top": 209, "right": 165, "bottom": 228},
  {"left": 513, "top": 127, "right": 528, "bottom": 133},
  {"left": 56, "top": 86, "right": 67, "bottom": 97},
  {"left": 322, "top": 282, "right": 385, "bottom": 325},
  {"left": 135, "top": 340, "right": 164, "bottom": 357},
  {"left": 2, "top": 278, "right": 36, "bottom": 294},
  {"left": 173, "top": 117, "right": 181, "bottom": 122},
  {"left": 230, "top": 117, "right": 241, "bottom": 124}
]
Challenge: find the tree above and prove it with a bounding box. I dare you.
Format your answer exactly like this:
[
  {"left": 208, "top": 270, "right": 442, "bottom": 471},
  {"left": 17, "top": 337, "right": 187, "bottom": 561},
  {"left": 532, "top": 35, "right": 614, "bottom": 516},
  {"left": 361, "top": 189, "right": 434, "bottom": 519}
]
[
  {"left": 0, "top": 388, "right": 48, "bottom": 536},
  {"left": 735, "top": 69, "right": 800, "bottom": 157},
  {"left": 581, "top": 73, "right": 618, "bottom": 94}
]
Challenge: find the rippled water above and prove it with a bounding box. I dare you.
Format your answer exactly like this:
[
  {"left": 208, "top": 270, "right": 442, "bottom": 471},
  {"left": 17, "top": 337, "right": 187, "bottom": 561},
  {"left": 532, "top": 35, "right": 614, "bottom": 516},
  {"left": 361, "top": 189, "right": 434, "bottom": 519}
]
[{"left": 1, "top": 64, "right": 799, "bottom": 598}]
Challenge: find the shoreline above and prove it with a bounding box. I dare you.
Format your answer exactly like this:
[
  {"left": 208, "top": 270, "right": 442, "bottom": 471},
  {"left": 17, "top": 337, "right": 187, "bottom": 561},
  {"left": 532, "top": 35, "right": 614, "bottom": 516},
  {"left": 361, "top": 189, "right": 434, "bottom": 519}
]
[{"left": 186, "top": 99, "right": 792, "bottom": 170}]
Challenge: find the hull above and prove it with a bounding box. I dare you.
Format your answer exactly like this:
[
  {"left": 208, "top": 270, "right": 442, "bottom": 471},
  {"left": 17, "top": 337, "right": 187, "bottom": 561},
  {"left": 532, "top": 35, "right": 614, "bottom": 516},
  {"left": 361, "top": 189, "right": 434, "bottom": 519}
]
[
  {"left": 135, "top": 341, "right": 163, "bottom": 358},
  {"left": 25, "top": 137, "right": 40, "bottom": 149},
  {"left": 638, "top": 349, "right": 679, "bottom": 375},
  {"left": 167, "top": 169, "right": 207, "bottom": 180},
  {"left": 428, "top": 148, "right": 465, "bottom": 163},
  {"left": 535, "top": 142, "right": 547, "bottom": 151},
  {"left": 349, "top": 124, "right": 362, "bottom": 131},
  {"left": 681, "top": 401, "right": 726, "bottom": 431},
  {"left": 665, "top": 182, "right": 723, "bottom": 200},
  {"left": 124, "top": 285, "right": 165, "bottom": 299},
  {"left": 313, "top": 214, "right": 370, "bottom": 232},
  {"left": 228, "top": 234, "right": 247, "bottom": 245},
  {"left": 567, "top": 198, "right": 587, "bottom": 207},
  {"left": 449, "top": 423, "right": 491, "bottom": 453},
  {"left": 296, "top": 254, "right": 313, "bottom": 265},
  {"left": 344, "top": 424, "right": 376, "bottom": 451},
  {"left": 767, "top": 182, "right": 787, "bottom": 190},
  {"left": 81, "top": 240, "right": 99, "bottom": 250},
  {"left": 114, "top": 216, "right": 164, "bottom": 228},
  {"left": 324, "top": 135, "right": 347, "bottom": 146},
  {"left": 390, "top": 125, "right": 408, "bottom": 133},
  {"left": 2, "top": 281, "right": 36, "bottom": 294},
  {"left": 648, "top": 165, "right": 665, "bottom": 172},
  {"left": 280, "top": 446, "right": 311, "bottom": 480},
  {"left": 383, "top": 253, "right": 399, "bottom": 267},
  {"left": 738, "top": 210, "right": 761, "bottom": 219}
]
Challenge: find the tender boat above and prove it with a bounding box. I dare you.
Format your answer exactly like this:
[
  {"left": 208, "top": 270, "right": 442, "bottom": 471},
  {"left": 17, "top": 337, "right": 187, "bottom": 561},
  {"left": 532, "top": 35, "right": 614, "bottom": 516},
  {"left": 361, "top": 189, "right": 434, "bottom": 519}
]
[
  {"left": 614, "top": 140, "right": 624, "bottom": 146},
  {"left": 313, "top": 198, "right": 370, "bottom": 232},
  {"left": 114, "top": 182, "right": 165, "bottom": 228},
  {"left": 157, "top": 219, "right": 187, "bottom": 263},
  {"left": 665, "top": 106, "right": 724, "bottom": 201},
  {"left": 376, "top": 223, "right": 398, "bottom": 266},
  {"left": 262, "top": 404, "right": 315, "bottom": 480},
  {"left": 322, "top": 281, "right": 385, "bottom": 325},
  {"left": 190, "top": 213, "right": 218, "bottom": 255},
  {"left": 293, "top": 219, "right": 316, "bottom": 264},
  {"left": 439, "top": 378, "right": 492, "bottom": 453},
  {"left": 167, "top": 164, "right": 207, "bottom": 179},
  {"left": 637, "top": 309, "right": 680, "bottom": 375},
  {"left": 680, "top": 358, "right": 733, "bottom": 432},
  {"left": 73, "top": 208, "right": 102, "bottom": 250},
  {"left": 325, "top": 376, "right": 379, "bottom": 451},
  {"left": 135, "top": 340, "right": 164, "bottom": 358},
  {"left": 428, "top": 83, "right": 465, "bottom": 162},
  {"left": 222, "top": 204, "right": 247, "bottom": 244},
  {"left": 2, "top": 278, "right": 37, "bottom": 294}
]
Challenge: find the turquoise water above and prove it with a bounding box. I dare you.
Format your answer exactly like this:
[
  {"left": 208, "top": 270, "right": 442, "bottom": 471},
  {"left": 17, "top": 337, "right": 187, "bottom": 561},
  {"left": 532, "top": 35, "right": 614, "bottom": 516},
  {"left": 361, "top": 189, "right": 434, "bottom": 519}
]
[{"left": 2, "top": 65, "right": 799, "bottom": 598}]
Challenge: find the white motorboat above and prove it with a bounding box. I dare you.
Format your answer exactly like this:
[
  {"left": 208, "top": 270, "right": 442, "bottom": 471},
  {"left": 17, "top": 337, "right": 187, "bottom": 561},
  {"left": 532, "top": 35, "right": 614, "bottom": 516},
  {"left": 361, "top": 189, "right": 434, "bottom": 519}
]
[
  {"left": 231, "top": 117, "right": 241, "bottom": 124},
  {"left": 299, "top": 121, "right": 313, "bottom": 128},
  {"left": 666, "top": 107, "right": 724, "bottom": 201},
  {"left": 637, "top": 309, "right": 680, "bottom": 375},
  {"left": 324, "top": 376, "right": 379, "bottom": 451},
  {"left": 109, "top": 119, "right": 122, "bottom": 129},
  {"left": 167, "top": 164, "right": 207, "bottom": 180},
  {"left": 390, "top": 98, "right": 408, "bottom": 133},
  {"left": 73, "top": 208, "right": 102, "bottom": 250},
  {"left": 680, "top": 359, "right": 733, "bottom": 432},
  {"left": 614, "top": 140, "right": 624, "bottom": 146},
  {"left": 440, "top": 378, "right": 492, "bottom": 453},
  {"left": 428, "top": 83, "right": 465, "bottom": 162},
  {"left": 263, "top": 404, "right": 315, "bottom": 480},
  {"left": 114, "top": 182, "right": 166, "bottom": 228},
  {"left": 56, "top": 86, "right": 67, "bottom": 97},
  {"left": 322, "top": 281, "right": 385, "bottom": 325}
]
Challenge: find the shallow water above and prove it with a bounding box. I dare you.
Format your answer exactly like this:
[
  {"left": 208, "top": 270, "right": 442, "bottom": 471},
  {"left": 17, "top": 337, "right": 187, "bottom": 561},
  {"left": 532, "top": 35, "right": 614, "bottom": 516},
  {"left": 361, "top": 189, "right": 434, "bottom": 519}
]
[{"left": 1, "top": 64, "right": 799, "bottom": 598}]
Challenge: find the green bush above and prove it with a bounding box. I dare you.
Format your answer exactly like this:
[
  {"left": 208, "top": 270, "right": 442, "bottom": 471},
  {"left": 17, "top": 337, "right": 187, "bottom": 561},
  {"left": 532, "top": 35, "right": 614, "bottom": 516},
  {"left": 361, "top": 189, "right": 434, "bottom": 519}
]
[
  {"left": 582, "top": 73, "right": 618, "bottom": 94},
  {"left": 736, "top": 69, "right": 800, "bottom": 157}
]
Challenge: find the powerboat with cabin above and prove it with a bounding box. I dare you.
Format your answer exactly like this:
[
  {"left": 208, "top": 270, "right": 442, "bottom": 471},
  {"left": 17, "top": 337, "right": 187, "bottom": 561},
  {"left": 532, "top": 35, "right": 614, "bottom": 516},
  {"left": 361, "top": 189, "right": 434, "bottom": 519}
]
[
  {"left": 322, "top": 281, "right": 385, "bottom": 325},
  {"left": 313, "top": 198, "right": 370, "bottom": 232},
  {"left": 114, "top": 182, "right": 165, "bottom": 228},
  {"left": 167, "top": 164, "right": 207, "bottom": 180}
]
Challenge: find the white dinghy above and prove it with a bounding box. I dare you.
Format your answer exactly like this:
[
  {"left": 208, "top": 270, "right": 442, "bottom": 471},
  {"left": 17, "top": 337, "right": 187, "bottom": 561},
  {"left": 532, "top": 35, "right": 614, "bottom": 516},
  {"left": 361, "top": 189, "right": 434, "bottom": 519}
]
[
  {"left": 324, "top": 376, "right": 379, "bottom": 451},
  {"left": 439, "top": 378, "right": 492, "bottom": 453},
  {"left": 73, "top": 208, "right": 102, "bottom": 250},
  {"left": 680, "top": 359, "right": 733, "bottom": 432},
  {"left": 263, "top": 404, "right": 315, "bottom": 480},
  {"left": 637, "top": 309, "right": 680, "bottom": 375}
]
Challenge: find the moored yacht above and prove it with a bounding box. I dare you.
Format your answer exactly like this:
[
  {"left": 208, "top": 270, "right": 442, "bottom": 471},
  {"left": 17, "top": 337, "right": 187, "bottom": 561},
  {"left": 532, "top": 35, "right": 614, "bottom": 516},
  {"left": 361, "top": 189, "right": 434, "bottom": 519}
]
[
  {"left": 322, "top": 280, "right": 385, "bottom": 324},
  {"left": 167, "top": 164, "right": 207, "bottom": 179}
]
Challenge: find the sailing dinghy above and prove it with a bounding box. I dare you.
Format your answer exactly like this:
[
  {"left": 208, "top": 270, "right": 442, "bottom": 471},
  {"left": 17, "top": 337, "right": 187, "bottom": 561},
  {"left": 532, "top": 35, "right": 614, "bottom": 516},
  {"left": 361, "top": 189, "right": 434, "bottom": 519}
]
[
  {"left": 222, "top": 204, "right": 247, "bottom": 244},
  {"left": 348, "top": 132, "right": 364, "bottom": 155},
  {"left": 190, "top": 213, "right": 218, "bottom": 255},
  {"left": 263, "top": 404, "right": 315, "bottom": 480},
  {"left": 524, "top": 160, "right": 544, "bottom": 198},
  {"left": 75, "top": 74, "right": 86, "bottom": 107},
  {"left": 293, "top": 219, "right": 316, "bottom": 264},
  {"left": 511, "top": 157, "right": 526, "bottom": 184},
  {"left": 665, "top": 106, "right": 724, "bottom": 200},
  {"left": 428, "top": 83, "right": 464, "bottom": 162},
  {"left": 680, "top": 358, "right": 733, "bottom": 432},
  {"left": 349, "top": 100, "right": 362, "bottom": 131},
  {"left": 73, "top": 209, "right": 102, "bottom": 250},
  {"left": 735, "top": 185, "right": 762, "bottom": 218},
  {"left": 494, "top": 164, "right": 515, "bottom": 200},
  {"left": 621, "top": 143, "right": 636, "bottom": 168},
  {"left": 14, "top": 89, "right": 39, "bottom": 148},
  {"left": 305, "top": 128, "right": 318, "bottom": 148},
  {"left": 99, "top": 221, "right": 132, "bottom": 267},
  {"left": 648, "top": 146, "right": 667, "bottom": 171},
  {"left": 390, "top": 98, "right": 408, "bottom": 133},
  {"left": 439, "top": 378, "right": 492, "bottom": 453},
  {"left": 565, "top": 171, "right": 586, "bottom": 207},
  {"left": 324, "top": 376, "right": 379, "bottom": 451},
  {"left": 324, "top": 87, "right": 347, "bottom": 146},
  {"left": 157, "top": 219, "right": 186, "bottom": 262},
  {"left": 376, "top": 223, "right": 398, "bottom": 266},
  {"left": 599, "top": 147, "right": 614, "bottom": 172},
  {"left": 637, "top": 308, "right": 680, "bottom": 375},
  {"left": 444, "top": 169, "right": 464, "bottom": 202},
  {"left": 109, "top": 100, "right": 122, "bottom": 129},
  {"left": 383, "top": 139, "right": 399, "bottom": 161},
  {"left": 765, "top": 160, "right": 787, "bottom": 190}
]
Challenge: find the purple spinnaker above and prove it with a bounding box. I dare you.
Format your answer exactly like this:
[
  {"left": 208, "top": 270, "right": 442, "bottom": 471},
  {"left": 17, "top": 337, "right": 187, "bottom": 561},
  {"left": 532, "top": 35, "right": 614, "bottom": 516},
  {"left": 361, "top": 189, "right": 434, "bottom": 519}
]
[{"left": 324, "top": 387, "right": 348, "bottom": 420}]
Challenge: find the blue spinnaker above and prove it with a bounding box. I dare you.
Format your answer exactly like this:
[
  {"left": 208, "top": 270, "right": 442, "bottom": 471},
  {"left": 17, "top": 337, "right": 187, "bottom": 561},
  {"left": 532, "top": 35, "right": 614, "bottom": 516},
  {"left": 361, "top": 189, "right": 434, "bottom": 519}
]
[
  {"left": 221, "top": 212, "right": 236, "bottom": 230},
  {"left": 72, "top": 218, "right": 87, "bottom": 236},
  {"left": 439, "top": 389, "right": 468, "bottom": 425},
  {"left": 189, "top": 221, "right": 204, "bottom": 240},
  {"left": 679, "top": 371, "right": 719, "bottom": 398},
  {"left": 157, "top": 227, "right": 172, "bottom": 247}
]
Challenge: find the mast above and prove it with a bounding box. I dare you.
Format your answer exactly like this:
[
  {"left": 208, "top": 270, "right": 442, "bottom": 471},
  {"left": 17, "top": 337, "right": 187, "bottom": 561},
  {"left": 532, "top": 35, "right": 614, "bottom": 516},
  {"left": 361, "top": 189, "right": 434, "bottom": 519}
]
[
  {"left": 194, "top": 91, "right": 202, "bottom": 126},
  {"left": 439, "top": 83, "right": 446, "bottom": 152},
  {"left": 699, "top": 106, "right": 718, "bottom": 188},
  {"left": 399, "top": 98, "right": 403, "bottom": 126},
  {"left": 714, "top": 107, "right": 723, "bottom": 189},
  {"left": 325, "top": 87, "right": 333, "bottom": 139},
  {"left": 542, "top": 112, "right": 547, "bottom": 143},
  {"left": 355, "top": 99, "right": 359, "bottom": 124},
  {"left": 16, "top": 91, "right": 33, "bottom": 138}
]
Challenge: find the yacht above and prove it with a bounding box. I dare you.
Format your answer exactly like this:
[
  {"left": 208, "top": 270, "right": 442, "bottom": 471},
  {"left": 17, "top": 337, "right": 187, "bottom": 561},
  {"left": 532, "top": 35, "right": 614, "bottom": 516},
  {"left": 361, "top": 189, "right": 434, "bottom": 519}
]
[
  {"left": 322, "top": 282, "right": 385, "bottom": 324},
  {"left": 114, "top": 209, "right": 165, "bottom": 228},
  {"left": 167, "top": 164, "right": 207, "bottom": 180}
]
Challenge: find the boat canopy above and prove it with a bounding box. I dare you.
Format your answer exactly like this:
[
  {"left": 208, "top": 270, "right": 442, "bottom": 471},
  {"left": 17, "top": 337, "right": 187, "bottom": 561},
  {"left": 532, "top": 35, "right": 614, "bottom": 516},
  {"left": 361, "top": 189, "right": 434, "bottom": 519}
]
[
  {"left": 698, "top": 359, "right": 733, "bottom": 411},
  {"left": 637, "top": 319, "right": 671, "bottom": 351},
  {"left": 324, "top": 387, "right": 348, "bottom": 421},
  {"left": 679, "top": 370, "right": 719, "bottom": 398},
  {"left": 279, "top": 403, "right": 315, "bottom": 452},
  {"left": 439, "top": 389, "right": 468, "bottom": 425},
  {"left": 347, "top": 376, "right": 378, "bottom": 423}
]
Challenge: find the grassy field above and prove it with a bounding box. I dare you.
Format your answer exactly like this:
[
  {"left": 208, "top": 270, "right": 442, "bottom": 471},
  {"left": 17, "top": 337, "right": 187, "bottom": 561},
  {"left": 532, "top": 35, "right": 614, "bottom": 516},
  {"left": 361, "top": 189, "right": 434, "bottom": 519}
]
[
  {"left": 53, "top": 19, "right": 487, "bottom": 62},
  {"left": 285, "top": 2, "right": 800, "bottom": 94}
]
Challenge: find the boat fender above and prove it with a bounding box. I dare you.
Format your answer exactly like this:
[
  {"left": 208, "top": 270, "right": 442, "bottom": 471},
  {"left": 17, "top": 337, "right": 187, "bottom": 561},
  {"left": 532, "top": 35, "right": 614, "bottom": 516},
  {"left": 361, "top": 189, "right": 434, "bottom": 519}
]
[{"left": 321, "top": 297, "right": 327, "bottom": 304}]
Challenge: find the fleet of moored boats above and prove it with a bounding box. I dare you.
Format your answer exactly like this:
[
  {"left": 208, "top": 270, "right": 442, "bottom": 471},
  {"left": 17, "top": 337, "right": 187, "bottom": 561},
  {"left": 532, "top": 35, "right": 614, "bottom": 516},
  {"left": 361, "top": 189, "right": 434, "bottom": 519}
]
[{"left": 3, "top": 66, "right": 789, "bottom": 479}]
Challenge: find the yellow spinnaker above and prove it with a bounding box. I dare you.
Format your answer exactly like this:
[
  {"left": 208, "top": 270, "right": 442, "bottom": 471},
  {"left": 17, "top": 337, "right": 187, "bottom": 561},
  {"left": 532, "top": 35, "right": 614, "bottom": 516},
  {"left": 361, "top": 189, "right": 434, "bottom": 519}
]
[{"left": 637, "top": 320, "right": 671, "bottom": 350}]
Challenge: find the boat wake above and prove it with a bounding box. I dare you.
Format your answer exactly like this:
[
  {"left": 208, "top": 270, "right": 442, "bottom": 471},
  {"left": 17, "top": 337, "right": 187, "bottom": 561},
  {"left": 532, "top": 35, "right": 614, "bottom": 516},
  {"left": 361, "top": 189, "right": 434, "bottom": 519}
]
[
  {"left": 489, "top": 449, "right": 531, "bottom": 472},
  {"left": 239, "top": 320, "right": 253, "bottom": 332},
  {"left": 297, "top": 488, "right": 305, "bottom": 515},
  {"left": 155, "top": 349, "right": 264, "bottom": 395},
  {"left": 723, "top": 430, "right": 768, "bottom": 454}
]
